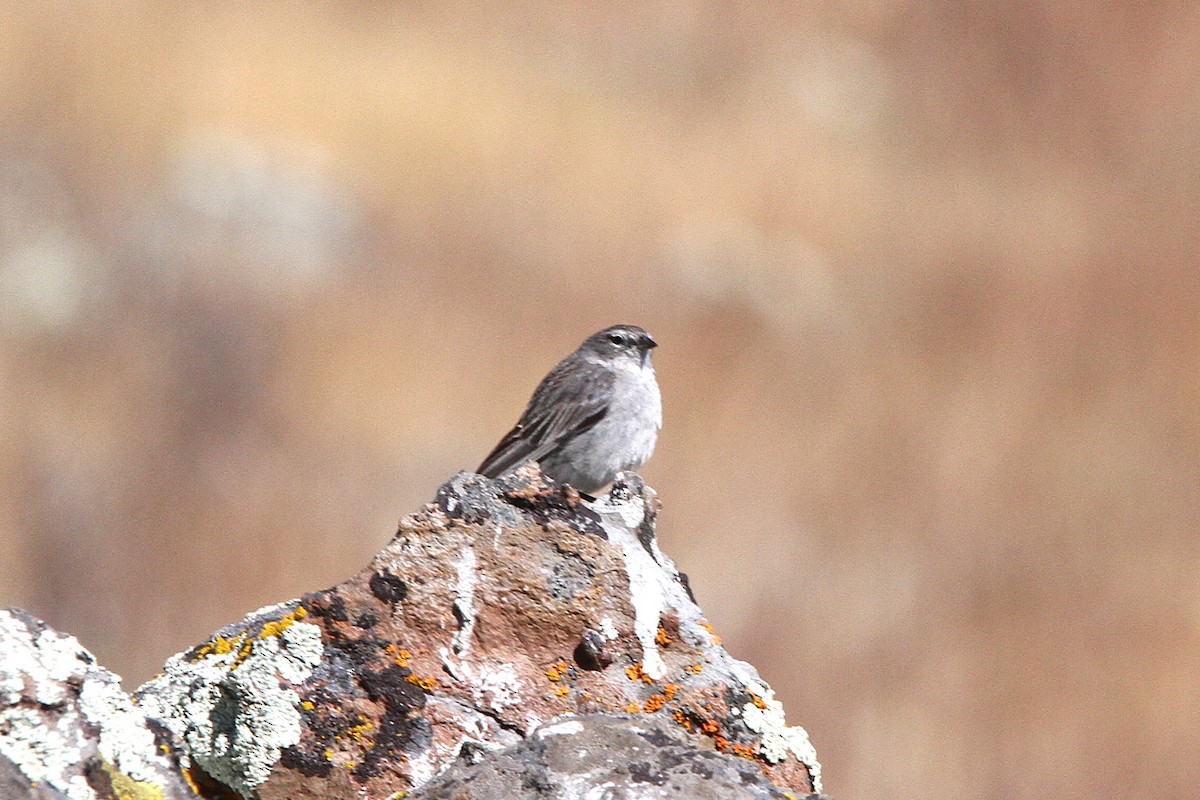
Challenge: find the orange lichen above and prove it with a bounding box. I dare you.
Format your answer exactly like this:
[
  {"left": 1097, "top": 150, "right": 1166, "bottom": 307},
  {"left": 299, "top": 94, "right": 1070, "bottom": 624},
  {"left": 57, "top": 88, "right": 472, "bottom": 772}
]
[
  {"left": 182, "top": 766, "right": 204, "bottom": 797},
  {"left": 624, "top": 662, "right": 654, "bottom": 685},
  {"left": 685, "top": 663, "right": 703, "bottom": 674},
  {"left": 714, "top": 736, "right": 731, "bottom": 752},
  {"left": 731, "top": 743, "right": 758, "bottom": 760},
  {"left": 405, "top": 674, "right": 437, "bottom": 691},
  {"left": 655, "top": 625, "right": 670, "bottom": 646},
  {"left": 624, "top": 702, "right": 641, "bottom": 713},
  {"left": 697, "top": 619, "right": 722, "bottom": 645},
  {"left": 546, "top": 660, "right": 569, "bottom": 682},
  {"left": 701, "top": 720, "right": 721, "bottom": 736},
  {"left": 643, "top": 682, "right": 682, "bottom": 714},
  {"left": 749, "top": 692, "right": 768, "bottom": 710},
  {"left": 554, "top": 685, "right": 570, "bottom": 698},
  {"left": 384, "top": 644, "right": 413, "bottom": 667},
  {"left": 672, "top": 709, "right": 692, "bottom": 729}
]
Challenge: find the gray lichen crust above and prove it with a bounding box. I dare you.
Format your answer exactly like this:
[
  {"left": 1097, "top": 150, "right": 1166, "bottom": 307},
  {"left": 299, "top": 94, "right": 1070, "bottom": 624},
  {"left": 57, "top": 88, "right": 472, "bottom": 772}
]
[{"left": 136, "top": 600, "right": 324, "bottom": 798}]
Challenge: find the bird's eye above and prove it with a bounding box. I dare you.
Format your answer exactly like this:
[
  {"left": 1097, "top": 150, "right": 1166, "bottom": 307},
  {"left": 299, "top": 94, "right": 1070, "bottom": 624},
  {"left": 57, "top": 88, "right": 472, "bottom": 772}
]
[{"left": 606, "top": 333, "right": 623, "bottom": 345}]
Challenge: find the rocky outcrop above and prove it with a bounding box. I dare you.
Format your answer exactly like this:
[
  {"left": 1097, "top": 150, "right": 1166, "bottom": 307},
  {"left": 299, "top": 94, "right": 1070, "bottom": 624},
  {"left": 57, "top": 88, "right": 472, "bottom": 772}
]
[
  {"left": 1, "top": 465, "right": 822, "bottom": 799},
  {"left": 0, "top": 608, "right": 196, "bottom": 800}
]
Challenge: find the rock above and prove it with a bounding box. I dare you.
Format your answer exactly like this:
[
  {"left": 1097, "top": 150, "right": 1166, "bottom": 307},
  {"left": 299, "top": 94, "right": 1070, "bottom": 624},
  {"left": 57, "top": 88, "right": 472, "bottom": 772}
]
[
  {"left": 2, "top": 464, "right": 823, "bottom": 799},
  {"left": 0, "top": 608, "right": 197, "bottom": 800},
  {"left": 408, "top": 713, "right": 813, "bottom": 799}
]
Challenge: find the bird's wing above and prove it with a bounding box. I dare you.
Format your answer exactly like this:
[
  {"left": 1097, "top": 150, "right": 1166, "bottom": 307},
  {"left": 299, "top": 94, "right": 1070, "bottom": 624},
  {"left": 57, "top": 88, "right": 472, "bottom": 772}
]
[{"left": 477, "top": 362, "right": 614, "bottom": 478}]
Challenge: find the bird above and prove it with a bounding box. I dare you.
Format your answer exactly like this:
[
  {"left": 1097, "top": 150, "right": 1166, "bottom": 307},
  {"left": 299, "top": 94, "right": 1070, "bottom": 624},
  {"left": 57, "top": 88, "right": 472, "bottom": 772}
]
[{"left": 477, "top": 324, "right": 662, "bottom": 495}]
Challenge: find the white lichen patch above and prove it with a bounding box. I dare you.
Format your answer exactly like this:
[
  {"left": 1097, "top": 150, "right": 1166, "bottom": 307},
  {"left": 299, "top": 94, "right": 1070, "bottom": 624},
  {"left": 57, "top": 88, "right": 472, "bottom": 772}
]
[
  {"left": 407, "top": 750, "right": 436, "bottom": 786},
  {"left": 596, "top": 491, "right": 672, "bottom": 680},
  {"left": 740, "top": 682, "right": 823, "bottom": 793},
  {"left": 438, "top": 652, "right": 522, "bottom": 715},
  {"left": 536, "top": 718, "right": 584, "bottom": 738},
  {"left": 78, "top": 675, "right": 163, "bottom": 785},
  {"left": 0, "top": 610, "right": 179, "bottom": 800},
  {"left": 588, "top": 486, "right": 824, "bottom": 794},
  {"left": 278, "top": 622, "right": 324, "bottom": 683},
  {"left": 0, "top": 614, "right": 88, "bottom": 708},
  {"left": 137, "top": 611, "right": 324, "bottom": 798},
  {"left": 451, "top": 545, "right": 478, "bottom": 656},
  {"left": 0, "top": 706, "right": 91, "bottom": 798},
  {"left": 597, "top": 617, "right": 619, "bottom": 641}
]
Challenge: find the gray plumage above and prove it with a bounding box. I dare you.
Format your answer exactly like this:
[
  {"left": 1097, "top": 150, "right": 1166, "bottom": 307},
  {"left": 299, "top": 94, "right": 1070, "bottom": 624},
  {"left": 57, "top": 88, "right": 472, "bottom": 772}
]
[{"left": 478, "top": 325, "right": 662, "bottom": 494}]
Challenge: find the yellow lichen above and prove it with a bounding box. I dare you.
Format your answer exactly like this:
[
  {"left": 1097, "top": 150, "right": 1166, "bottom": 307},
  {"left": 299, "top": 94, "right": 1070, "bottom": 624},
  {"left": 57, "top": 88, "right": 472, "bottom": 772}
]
[
  {"left": 685, "top": 663, "right": 703, "bottom": 674},
  {"left": 344, "top": 717, "right": 373, "bottom": 740},
  {"left": 624, "top": 702, "right": 640, "bottom": 713},
  {"left": 194, "top": 634, "right": 244, "bottom": 658},
  {"left": 258, "top": 606, "right": 309, "bottom": 640},
  {"left": 554, "top": 685, "right": 570, "bottom": 698},
  {"left": 101, "top": 758, "right": 165, "bottom": 800},
  {"left": 300, "top": 700, "right": 315, "bottom": 711}
]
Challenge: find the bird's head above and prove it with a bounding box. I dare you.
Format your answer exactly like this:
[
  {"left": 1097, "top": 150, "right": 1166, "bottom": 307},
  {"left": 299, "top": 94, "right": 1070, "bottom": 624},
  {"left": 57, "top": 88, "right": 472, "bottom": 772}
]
[{"left": 581, "top": 324, "right": 658, "bottom": 367}]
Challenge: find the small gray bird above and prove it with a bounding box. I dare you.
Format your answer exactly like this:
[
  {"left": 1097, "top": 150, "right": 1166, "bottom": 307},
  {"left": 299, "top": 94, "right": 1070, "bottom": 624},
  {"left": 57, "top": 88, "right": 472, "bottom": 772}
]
[{"left": 478, "top": 324, "right": 662, "bottom": 494}]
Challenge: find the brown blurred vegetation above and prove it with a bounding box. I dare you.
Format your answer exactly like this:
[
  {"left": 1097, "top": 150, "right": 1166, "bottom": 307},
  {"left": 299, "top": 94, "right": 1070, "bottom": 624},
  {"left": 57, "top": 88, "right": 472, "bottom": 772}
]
[{"left": 2, "top": 4, "right": 1199, "bottom": 799}]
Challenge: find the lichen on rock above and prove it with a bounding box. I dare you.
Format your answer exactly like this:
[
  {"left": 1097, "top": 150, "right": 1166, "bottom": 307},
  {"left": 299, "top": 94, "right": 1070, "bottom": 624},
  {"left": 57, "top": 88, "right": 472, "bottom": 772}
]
[{"left": 2, "top": 464, "right": 823, "bottom": 799}]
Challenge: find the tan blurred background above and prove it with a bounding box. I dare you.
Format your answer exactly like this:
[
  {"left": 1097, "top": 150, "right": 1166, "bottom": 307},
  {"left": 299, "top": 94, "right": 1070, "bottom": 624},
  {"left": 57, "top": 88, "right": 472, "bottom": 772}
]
[{"left": 2, "top": 3, "right": 1199, "bottom": 798}]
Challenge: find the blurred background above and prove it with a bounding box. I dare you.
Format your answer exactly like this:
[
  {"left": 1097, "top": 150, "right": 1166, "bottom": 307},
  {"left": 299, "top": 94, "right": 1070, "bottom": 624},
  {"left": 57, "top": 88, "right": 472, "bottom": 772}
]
[{"left": 2, "top": 3, "right": 1199, "bottom": 799}]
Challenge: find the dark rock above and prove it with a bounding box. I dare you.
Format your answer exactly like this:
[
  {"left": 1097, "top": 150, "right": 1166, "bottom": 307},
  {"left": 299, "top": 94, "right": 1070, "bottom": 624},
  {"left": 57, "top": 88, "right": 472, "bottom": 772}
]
[{"left": 409, "top": 714, "right": 809, "bottom": 800}]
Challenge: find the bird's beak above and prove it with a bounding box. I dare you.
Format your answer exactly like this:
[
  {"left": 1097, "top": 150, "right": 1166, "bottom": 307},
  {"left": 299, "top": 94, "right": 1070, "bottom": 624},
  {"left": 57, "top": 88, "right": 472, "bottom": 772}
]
[{"left": 640, "top": 337, "right": 656, "bottom": 366}]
